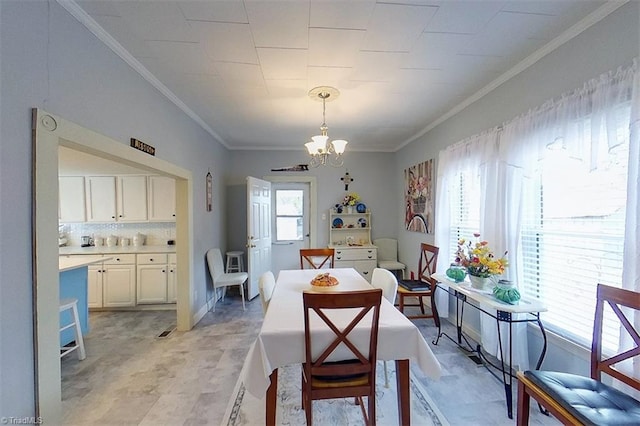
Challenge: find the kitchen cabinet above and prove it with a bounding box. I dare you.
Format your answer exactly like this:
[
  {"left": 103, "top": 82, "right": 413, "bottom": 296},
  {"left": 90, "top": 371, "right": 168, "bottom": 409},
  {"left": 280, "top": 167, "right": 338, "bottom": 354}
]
[
  {"left": 85, "top": 176, "right": 117, "bottom": 222},
  {"left": 137, "top": 253, "right": 175, "bottom": 304},
  {"left": 85, "top": 176, "right": 148, "bottom": 222},
  {"left": 87, "top": 254, "right": 136, "bottom": 308},
  {"left": 59, "top": 176, "right": 86, "bottom": 222},
  {"left": 333, "top": 247, "right": 377, "bottom": 282},
  {"left": 148, "top": 176, "right": 176, "bottom": 221},
  {"left": 117, "top": 176, "right": 148, "bottom": 221}
]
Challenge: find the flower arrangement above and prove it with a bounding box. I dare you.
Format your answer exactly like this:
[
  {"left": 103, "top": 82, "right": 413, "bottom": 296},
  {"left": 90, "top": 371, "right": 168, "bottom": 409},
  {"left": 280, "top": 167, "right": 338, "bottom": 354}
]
[
  {"left": 455, "top": 234, "right": 508, "bottom": 278},
  {"left": 343, "top": 192, "right": 360, "bottom": 206}
]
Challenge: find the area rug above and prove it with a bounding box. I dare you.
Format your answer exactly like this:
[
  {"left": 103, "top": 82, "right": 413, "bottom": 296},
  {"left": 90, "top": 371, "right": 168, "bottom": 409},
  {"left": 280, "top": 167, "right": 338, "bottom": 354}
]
[{"left": 222, "top": 362, "right": 448, "bottom": 426}]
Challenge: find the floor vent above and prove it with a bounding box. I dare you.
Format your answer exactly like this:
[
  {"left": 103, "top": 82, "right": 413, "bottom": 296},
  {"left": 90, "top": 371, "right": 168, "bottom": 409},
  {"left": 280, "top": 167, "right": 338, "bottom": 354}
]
[
  {"left": 468, "top": 354, "right": 483, "bottom": 365},
  {"left": 157, "top": 327, "right": 175, "bottom": 338}
]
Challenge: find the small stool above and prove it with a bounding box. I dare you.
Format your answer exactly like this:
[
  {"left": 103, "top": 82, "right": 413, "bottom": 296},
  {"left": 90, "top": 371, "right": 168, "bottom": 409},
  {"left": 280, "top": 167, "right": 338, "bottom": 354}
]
[
  {"left": 59, "top": 298, "right": 86, "bottom": 360},
  {"left": 226, "top": 251, "right": 244, "bottom": 273}
]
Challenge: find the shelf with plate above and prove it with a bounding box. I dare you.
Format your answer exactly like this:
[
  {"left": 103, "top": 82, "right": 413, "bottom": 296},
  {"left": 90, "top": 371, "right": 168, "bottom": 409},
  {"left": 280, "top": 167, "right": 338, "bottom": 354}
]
[{"left": 328, "top": 209, "right": 376, "bottom": 282}]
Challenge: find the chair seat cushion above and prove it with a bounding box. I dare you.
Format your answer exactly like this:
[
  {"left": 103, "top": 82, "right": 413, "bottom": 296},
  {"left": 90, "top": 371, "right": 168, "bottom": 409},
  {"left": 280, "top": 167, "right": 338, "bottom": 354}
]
[
  {"left": 217, "top": 272, "right": 248, "bottom": 285},
  {"left": 524, "top": 370, "right": 640, "bottom": 425},
  {"left": 378, "top": 261, "right": 405, "bottom": 270},
  {"left": 308, "top": 359, "right": 369, "bottom": 388}
]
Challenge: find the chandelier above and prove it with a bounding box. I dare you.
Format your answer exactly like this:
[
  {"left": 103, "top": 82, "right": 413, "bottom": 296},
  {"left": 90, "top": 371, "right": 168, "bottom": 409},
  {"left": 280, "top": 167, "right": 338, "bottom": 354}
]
[{"left": 305, "top": 86, "right": 348, "bottom": 167}]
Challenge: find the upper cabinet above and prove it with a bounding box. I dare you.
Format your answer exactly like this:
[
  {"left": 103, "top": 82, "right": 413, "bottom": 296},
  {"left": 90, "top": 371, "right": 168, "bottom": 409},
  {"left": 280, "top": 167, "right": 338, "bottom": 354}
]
[
  {"left": 148, "top": 176, "right": 176, "bottom": 222},
  {"left": 59, "top": 176, "right": 86, "bottom": 222},
  {"left": 60, "top": 175, "right": 175, "bottom": 224},
  {"left": 85, "top": 176, "right": 117, "bottom": 222},
  {"left": 117, "top": 176, "right": 148, "bottom": 222}
]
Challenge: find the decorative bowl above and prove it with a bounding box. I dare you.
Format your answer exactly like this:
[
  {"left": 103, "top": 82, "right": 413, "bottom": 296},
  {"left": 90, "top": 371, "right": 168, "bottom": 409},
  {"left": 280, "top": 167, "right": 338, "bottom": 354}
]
[{"left": 356, "top": 203, "right": 367, "bottom": 213}]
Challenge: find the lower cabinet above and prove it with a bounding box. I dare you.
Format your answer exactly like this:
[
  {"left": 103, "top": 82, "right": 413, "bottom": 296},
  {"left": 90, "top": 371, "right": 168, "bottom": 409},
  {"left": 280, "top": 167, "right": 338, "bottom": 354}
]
[
  {"left": 88, "top": 254, "right": 136, "bottom": 308},
  {"left": 136, "top": 253, "right": 176, "bottom": 304},
  {"left": 333, "top": 247, "right": 377, "bottom": 282}
]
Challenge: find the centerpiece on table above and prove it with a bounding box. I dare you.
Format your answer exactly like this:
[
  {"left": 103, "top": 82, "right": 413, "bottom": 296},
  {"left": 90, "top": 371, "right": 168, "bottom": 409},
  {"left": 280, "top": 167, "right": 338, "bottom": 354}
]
[
  {"left": 342, "top": 192, "right": 360, "bottom": 214},
  {"left": 454, "top": 234, "right": 508, "bottom": 290}
]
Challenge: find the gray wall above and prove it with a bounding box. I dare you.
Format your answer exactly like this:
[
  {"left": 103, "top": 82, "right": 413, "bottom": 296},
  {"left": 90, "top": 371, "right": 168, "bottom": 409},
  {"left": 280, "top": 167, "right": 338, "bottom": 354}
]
[
  {"left": 226, "top": 150, "right": 397, "bottom": 253},
  {"left": 0, "top": 0, "right": 228, "bottom": 416},
  {"left": 395, "top": 2, "right": 639, "bottom": 372}
]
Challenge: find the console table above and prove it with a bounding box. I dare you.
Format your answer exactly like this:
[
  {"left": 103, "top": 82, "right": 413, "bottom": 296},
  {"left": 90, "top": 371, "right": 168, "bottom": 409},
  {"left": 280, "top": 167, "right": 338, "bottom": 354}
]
[{"left": 430, "top": 273, "right": 548, "bottom": 419}]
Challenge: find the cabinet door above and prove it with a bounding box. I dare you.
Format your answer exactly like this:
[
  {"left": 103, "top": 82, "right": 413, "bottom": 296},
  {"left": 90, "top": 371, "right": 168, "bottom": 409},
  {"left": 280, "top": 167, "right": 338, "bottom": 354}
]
[
  {"left": 353, "top": 260, "right": 376, "bottom": 283},
  {"left": 59, "top": 177, "right": 86, "bottom": 222},
  {"left": 103, "top": 265, "right": 136, "bottom": 307},
  {"left": 87, "top": 265, "right": 103, "bottom": 308},
  {"left": 117, "top": 176, "right": 148, "bottom": 222},
  {"left": 137, "top": 264, "right": 168, "bottom": 303},
  {"left": 86, "top": 176, "right": 117, "bottom": 222},
  {"left": 167, "top": 263, "right": 177, "bottom": 303},
  {"left": 148, "top": 176, "right": 176, "bottom": 221}
]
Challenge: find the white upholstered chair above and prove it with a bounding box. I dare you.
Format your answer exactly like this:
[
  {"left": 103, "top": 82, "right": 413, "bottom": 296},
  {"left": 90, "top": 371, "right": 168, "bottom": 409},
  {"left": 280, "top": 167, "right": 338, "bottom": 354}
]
[
  {"left": 206, "top": 248, "right": 248, "bottom": 312},
  {"left": 371, "top": 267, "right": 398, "bottom": 388},
  {"left": 258, "top": 271, "right": 276, "bottom": 315},
  {"left": 373, "top": 238, "right": 405, "bottom": 279}
]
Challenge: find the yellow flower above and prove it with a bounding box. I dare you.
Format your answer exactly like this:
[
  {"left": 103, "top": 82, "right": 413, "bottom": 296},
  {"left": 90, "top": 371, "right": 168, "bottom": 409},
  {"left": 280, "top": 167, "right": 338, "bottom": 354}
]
[{"left": 455, "top": 235, "right": 508, "bottom": 278}]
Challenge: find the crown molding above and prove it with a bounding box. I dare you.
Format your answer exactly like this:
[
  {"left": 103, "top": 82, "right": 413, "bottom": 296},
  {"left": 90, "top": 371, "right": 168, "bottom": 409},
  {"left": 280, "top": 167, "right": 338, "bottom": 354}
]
[
  {"left": 396, "top": 0, "right": 629, "bottom": 152},
  {"left": 56, "top": 0, "right": 229, "bottom": 149}
]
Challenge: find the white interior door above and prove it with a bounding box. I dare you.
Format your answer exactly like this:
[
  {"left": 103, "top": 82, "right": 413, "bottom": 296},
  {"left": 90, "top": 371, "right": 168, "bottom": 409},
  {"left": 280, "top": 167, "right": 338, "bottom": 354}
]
[
  {"left": 271, "top": 182, "right": 310, "bottom": 274},
  {"left": 246, "top": 177, "right": 272, "bottom": 300}
]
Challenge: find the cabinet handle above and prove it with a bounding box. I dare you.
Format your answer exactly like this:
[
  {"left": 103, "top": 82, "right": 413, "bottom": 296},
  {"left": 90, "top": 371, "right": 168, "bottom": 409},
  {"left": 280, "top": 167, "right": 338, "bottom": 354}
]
[
  {"left": 116, "top": 258, "right": 120, "bottom": 262},
  {"left": 368, "top": 256, "right": 372, "bottom": 259},
  {"left": 170, "top": 269, "right": 174, "bottom": 273},
  {"left": 363, "top": 271, "right": 369, "bottom": 275},
  {"left": 111, "top": 216, "right": 115, "bottom": 219},
  {"left": 119, "top": 215, "right": 123, "bottom": 218},
  {"left": 150, "top": 258, "right": 154, "bottom": 261},
  {"left": 172, "top": 214, "right": 176, "bottom": 217},
  {"left": 337, "top": 257, "right": 342, "bottom": 260},
  {"left": 162, "top": 269, "right": 166, "bottom": 273}
]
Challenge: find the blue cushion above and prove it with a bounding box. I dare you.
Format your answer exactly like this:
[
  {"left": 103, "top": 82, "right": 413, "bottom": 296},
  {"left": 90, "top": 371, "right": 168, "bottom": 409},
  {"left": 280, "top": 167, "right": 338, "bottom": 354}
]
[{"left": 524, "top": 370, "right": 640, "bottom": 425}]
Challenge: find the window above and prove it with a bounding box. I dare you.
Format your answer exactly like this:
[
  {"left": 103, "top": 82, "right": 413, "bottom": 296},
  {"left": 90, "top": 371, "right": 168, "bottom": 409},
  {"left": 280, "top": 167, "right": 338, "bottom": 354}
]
[
  {"left": 520, "top": 111, "right": 630, "bottom": 352},
  {"left": 274, "top": 189, "right": 304, "bottom": 241},
  {"left": 449, "top": 170, "right": 481, "bottom": 256}
]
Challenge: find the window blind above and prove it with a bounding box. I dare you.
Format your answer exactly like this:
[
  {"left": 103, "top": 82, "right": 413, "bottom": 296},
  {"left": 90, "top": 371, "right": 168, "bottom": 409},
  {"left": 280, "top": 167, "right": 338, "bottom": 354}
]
[{"left": 520, "top": 118, "right": 629, "bottom": 353}]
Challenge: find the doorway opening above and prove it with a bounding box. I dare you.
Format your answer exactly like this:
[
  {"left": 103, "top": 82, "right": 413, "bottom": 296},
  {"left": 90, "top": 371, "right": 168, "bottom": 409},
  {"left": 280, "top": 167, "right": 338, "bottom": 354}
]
[
  {"left": 266, "top": 176, "right": 317, "bottom": 276},
  {"left": 33, "top": 109, "right": 194, "bottom": 422}
]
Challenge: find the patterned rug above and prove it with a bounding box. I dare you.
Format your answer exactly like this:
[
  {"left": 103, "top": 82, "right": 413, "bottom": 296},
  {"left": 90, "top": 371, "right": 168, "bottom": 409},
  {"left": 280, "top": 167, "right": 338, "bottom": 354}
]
[{"left": 222, "top": 362, "right": 448, "bottom": 426}]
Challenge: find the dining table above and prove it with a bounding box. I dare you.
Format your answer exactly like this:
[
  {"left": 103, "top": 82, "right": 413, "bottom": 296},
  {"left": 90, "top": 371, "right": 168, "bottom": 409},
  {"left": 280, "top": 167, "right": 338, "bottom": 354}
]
[{"left": 240, "top": 267, "right": 442, "bottom": 425}]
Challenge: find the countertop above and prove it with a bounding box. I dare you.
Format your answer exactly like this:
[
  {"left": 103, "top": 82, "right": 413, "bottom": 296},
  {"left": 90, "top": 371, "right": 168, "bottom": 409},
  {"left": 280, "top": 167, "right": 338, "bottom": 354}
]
[
  {"left": 59, "top": 245, "right": 176, "bottom": 256},
  {"left": 59, "top": 255, "right": 113, "bottom": 272}
]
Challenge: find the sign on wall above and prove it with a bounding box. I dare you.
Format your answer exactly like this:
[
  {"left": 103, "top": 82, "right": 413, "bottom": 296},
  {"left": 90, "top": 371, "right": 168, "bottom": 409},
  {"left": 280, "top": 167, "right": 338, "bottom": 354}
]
[{"left": 404, "top": 159, "right": 434, "bottom": 234}]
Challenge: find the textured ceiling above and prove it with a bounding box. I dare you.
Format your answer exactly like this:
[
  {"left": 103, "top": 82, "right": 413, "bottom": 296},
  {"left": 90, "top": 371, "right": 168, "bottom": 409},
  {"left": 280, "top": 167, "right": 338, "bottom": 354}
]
[{"left": 71, "top": 0, "right": 608, "bottom": 152}]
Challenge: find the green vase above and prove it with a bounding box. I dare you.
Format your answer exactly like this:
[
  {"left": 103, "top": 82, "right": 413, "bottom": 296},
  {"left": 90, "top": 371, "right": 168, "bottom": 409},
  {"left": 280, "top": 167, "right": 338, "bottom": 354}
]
[
  {"left": 492, "top": 280, "right": 521, "bottom": 304},
  {"left": 445, "top": 264, "right": 466, "bottom": 282}
]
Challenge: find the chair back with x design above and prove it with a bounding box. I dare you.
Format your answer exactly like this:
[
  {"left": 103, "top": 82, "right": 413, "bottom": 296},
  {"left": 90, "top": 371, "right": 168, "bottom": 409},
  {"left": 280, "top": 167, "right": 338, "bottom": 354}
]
[
  {"left": 300, "top": 248, "right": 335, "bottom": 269},
  {"left": 302, "top": 289, "right": 383, "bottom": 426},
  {"left": 418, "top": 243, "right": 439, "bottom": 284}
]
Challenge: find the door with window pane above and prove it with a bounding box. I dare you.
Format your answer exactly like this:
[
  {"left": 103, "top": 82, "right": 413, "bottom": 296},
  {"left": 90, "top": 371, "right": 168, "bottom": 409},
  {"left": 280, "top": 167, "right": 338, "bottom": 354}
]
[{"left": 271, "top": 183, "right": 310, "bottom": 275}]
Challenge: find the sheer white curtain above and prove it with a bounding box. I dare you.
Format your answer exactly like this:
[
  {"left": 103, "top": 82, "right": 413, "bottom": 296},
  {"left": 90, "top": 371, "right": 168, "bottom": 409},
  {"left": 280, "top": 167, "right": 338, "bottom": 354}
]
[
  {"left": 621, "top": 59, "right": 640, "bottom": 389},
  {"left": 434, "top": 130, "right": 499, "bottom": 321},
  {"left": 498, "top": 59, "right": 639, "bottom": 370}
]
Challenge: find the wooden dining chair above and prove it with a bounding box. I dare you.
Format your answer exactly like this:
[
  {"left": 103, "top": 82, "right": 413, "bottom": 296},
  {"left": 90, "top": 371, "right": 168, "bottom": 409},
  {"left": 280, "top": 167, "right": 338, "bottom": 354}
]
[
  {"left": 397, "top": 243, "right": 439, "bottom": 325},
  {"left": 302, "top": 289, "right": 383, "bottom": 426},
  {"left": 517, "top": 284, "right": 640, "bottom": 425},
  {"left": 300, "top": 248, "right": 335, "bottom": 269}
]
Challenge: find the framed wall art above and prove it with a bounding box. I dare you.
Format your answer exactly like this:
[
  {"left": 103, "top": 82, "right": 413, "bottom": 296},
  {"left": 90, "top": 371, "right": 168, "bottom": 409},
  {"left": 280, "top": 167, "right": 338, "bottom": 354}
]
[{"left": 404, "top": 159, "right": 434, "bottom": 234}]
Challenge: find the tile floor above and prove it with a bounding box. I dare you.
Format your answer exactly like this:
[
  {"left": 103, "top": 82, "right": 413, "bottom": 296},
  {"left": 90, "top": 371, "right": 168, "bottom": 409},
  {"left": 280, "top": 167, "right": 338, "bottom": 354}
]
[{"left": 61, "top": 296, "right": 559, "bottom": 425}]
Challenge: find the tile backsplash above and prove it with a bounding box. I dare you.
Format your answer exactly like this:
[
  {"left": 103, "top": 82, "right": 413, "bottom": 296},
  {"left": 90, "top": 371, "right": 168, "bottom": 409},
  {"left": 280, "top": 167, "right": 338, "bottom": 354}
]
[{"left": 60, "top": 222, "right": 176, "bottom": 246}]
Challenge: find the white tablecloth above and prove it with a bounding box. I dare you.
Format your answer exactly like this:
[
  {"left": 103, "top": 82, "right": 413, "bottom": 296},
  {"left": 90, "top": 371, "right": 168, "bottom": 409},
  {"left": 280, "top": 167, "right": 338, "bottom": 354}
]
[{"left": 241, "top": 268, "right": 442, "bottom": 397}]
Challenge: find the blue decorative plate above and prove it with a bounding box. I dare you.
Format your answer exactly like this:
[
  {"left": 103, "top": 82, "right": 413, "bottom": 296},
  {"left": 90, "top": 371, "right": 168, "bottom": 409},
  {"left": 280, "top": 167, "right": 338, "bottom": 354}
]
[
  {"left": 332, "top": 217, "right": 343, "bottom": 228},
  {"left": 356, "top": 203, "right": 366, "bottom": 213}
]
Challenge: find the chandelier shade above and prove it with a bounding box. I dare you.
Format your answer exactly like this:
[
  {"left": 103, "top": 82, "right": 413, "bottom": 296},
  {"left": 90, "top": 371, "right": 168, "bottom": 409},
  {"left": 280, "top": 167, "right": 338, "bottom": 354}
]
[{"left": 305, "top": 86, "right": 348, "bottom": 167}]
